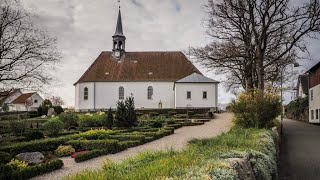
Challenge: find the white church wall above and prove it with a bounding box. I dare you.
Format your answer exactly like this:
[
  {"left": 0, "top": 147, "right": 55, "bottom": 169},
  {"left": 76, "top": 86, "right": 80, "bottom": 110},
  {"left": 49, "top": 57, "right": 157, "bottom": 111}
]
[
  {"left": 76, "top": 82, "right": 95, "bottom": 110},
  {"left": 174, "top": 83, "right": 218, "bottom": 109},
  {"left": 75, "top": 82, "right": 175, "bottom": 110}
]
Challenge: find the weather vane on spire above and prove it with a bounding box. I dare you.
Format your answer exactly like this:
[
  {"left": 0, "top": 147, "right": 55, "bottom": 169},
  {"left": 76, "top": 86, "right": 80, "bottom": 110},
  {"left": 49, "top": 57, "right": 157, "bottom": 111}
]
[{"left": 118, "top": 0, "right": 120, "bottom": 8}]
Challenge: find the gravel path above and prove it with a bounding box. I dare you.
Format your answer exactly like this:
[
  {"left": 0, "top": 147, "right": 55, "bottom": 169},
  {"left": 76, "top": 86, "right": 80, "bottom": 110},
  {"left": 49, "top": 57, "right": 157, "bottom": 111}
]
[{"left": 31, "top": 113, "right": 233, "bottom": 180}]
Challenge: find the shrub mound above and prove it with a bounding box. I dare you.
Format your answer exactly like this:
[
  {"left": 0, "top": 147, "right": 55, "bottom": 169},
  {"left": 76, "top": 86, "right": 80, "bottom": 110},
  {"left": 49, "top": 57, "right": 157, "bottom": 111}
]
[
  {"left": 230, "top": 91, "right": 281, "bottom": 128},
  {"left": 55, "top": 145, "right": 75, "bottom": 157}
]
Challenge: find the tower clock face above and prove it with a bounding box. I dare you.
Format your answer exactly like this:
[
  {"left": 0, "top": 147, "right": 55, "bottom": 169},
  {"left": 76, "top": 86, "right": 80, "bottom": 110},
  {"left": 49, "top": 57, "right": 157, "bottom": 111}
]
[{"left": 115, "top": 51, "right": 120, "bottom": 57}]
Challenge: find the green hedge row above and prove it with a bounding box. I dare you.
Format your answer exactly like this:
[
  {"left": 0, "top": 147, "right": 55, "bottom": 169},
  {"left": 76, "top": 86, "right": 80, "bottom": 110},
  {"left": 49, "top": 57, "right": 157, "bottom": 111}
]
[
  {"left": 74, "top": 149, "right": 106, "bottom": 163},
  {"left": 0, "top": 134, "right": 81, "bottom": 155},
  {"left": 66, "top": 139, "right": 119, "bottom": 152},
  {"left": 0, "top": 159, "right": 63, "bottom": 180}
]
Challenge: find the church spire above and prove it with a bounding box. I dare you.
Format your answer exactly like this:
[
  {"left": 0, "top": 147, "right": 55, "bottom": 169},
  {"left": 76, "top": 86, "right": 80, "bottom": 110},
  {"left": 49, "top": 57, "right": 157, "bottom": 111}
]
[
  {"left": 112, "top": 3, "right": 126, "bottom": 59},
  {"left": 114, "top": 9, "right": 124, "bottom": 36}
]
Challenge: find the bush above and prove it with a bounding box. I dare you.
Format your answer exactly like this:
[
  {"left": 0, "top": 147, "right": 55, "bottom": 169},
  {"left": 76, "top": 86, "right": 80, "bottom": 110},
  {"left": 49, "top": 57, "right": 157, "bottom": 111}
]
[
  {"left": 66, "top": 139, "right": 119, "bottom": 152},
  {"left": 42, "top": 118, "right": 64, "bottom": 136},
  {"left": 0, "top": 133, "right": 82, "bottom": 156},
  {"left": 150, "top": 121, "right": 163, "bottom": 128},
  {"left": 187, "top": 111, "right": 194, "bottom": 118},
  {"left": 0, "top": 151, "right": 11, "bottom": 165},
  {"left": 53, "top": 106, "right": 64, "bottom": 115},
  {"left": 149, "top": 112, "right": 159, "bottom": 117},
  {"left": 230, "top": 90, "right": 281, "bottom": 128},
  {"left": 114, "top": 100, "right": 127, "bottom": 127},
  {"left": 24, "top": 131, "right": 45, "bottom": 141},
  {"left": 74, "top": 149, "right": 106, "bottom": 163},
  {"left": 59, "top": 112, "right": 79, "bottom": 128},
  {"left": 6, "top": 159, "right": 28, "bottom": 170},
  {"left": 286, "top": 97, "right": 308, "bottom": 121},
  {"left": 125, "top": 96, "right": 137, "bottom": 127},
  {"left": 8, "top": 116, "right": 27, "bottom": 135},
  {"left": 0, "top": 159, "right": 63, "bottom": 180},
  {"left": 102, "top": 108, "right": 113, "bottom": 129},
  {"left": 78, "top": 114, "right": 103, "bottom": 127},
  {"left": 55, "top": 145, "right": 75, "bottom": 157}
]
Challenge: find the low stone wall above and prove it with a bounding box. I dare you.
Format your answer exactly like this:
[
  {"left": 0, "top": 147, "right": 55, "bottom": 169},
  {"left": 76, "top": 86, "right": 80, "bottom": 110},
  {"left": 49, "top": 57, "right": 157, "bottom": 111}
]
[{"left": 210, "top": 129, "right": 279, "bottom": 180}]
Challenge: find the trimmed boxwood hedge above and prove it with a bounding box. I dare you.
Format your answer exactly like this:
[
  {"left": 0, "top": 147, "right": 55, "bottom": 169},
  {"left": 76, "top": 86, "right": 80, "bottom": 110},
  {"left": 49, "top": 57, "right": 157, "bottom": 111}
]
[
  {"left": 66, "top": 139, "right": 119, "bottom": 152},
  {"left": 0, "top": 159, "right": 63, "bottom": 180},
  {"left": 74, "top": 149, "right": 106, "bottom": 163},
  {"left": 0, "top": 134, "right": 81, "bottom": 155}
]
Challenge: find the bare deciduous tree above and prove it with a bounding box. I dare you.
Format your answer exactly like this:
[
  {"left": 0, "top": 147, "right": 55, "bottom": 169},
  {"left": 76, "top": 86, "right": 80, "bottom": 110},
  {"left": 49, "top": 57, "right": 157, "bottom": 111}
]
[
  {"left": 0, "top": 0, "right": 61, "bottom": 89},
  {"left": 190, "top": 0, "right": 320, "bottom": 92},
  {"left": 50, "top": 96, "right": 65, "bottom": 106}
]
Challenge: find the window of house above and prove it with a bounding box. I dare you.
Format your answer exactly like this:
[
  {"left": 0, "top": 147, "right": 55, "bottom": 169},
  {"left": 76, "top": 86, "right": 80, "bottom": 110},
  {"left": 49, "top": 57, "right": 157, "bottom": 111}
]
[
  {"left": 311, "top": 110, "right": 314, "bottom": 120},
  {"left": 34, "top": 99, "right": 38, "bottom": 103},
  {"left": 203, "top": 91, "right": 207, "bottom": 99},
  {"left": 317, "top": 109, "right": 319, "bottom": 119},
  {"left": 119, "top": 86, "right": 124, "bottom": 100},
  {"left": 187, "top": 91, "right": 191, "bottom": 99},
  {"left": 84, "top": 87, "right": 88, "bottom": 100},
  {"left": 311, "top": 90, "right": 313, "bottom": 101},
  {"left": 147, "top": 86, "right": 153, "bottom": 100}
]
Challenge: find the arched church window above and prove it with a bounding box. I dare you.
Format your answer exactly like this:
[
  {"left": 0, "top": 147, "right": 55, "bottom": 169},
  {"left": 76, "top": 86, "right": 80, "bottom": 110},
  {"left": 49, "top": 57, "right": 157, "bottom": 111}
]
[
  {"left": 119, "top": 41, "right": 122, "bottom": 49},
  {"left": 147, "top": 86, "right": 153, "bottom": 100},
  {"left": 119, "top": 86, "right": 124, "bottom": 100},
  {"left": 84, "top": 87, "right": 88, "bottom": 100}
]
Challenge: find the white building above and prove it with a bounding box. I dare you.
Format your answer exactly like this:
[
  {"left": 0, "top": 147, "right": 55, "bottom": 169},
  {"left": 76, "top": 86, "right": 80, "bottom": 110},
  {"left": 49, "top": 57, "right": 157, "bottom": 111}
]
[
  {"left": 0, "top": 89, "right": 44, "bottom": 112},
  {"left": 74, "top": 8, "right": 219, "bottom": 111}
]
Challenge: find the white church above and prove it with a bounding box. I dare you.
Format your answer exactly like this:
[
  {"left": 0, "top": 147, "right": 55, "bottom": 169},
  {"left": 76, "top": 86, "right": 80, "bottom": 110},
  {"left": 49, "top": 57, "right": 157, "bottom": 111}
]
[{"left": 74, "top": 7, "right": 219, "bottom": 111}]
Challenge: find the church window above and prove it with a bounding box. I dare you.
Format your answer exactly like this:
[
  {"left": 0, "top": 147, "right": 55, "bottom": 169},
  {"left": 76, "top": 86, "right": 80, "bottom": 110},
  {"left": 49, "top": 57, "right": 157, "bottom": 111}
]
[
  {"left": 119, "top": 86, "right": 124, "bottom": 100},
  {"left": 84, "top": 87, "right": 88, "bottom": 100},
  {"left": 187, "top": 91, "right": 191, "bottom": 99},
  {"left": 147, "top": 86, "right": 153, "bottom": 99},
  {"left": 34, "top": 99, "right": 38, "bottom": 103},
  {"left": 203, "top": 91, "right": 207, "bottom": 99}
]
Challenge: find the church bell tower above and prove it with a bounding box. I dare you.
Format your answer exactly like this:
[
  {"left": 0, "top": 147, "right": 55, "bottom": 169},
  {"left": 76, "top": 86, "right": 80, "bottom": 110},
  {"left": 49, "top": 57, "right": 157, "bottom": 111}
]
[{"left": 112, "top": 5, "right": 126, "bottom": 59}]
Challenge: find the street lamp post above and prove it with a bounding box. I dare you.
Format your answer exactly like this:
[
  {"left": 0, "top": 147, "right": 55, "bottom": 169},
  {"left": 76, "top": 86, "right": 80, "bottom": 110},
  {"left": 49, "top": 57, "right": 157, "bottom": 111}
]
[{"left": 280, "top": 66, "right": 284, "bottom": 136}]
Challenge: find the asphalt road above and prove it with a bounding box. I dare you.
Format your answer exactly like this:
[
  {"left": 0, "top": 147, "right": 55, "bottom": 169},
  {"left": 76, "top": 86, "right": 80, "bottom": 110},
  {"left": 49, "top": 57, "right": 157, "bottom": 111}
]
[{"left": 280, "top": 118, "right": 320, "bottom": 180}]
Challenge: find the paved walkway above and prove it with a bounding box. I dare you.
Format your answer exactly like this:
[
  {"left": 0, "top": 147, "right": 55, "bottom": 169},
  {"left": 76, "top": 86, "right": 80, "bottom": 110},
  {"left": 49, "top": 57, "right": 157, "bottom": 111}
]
[
  {"left": 32, "top": 113, "right": 233, "bottom": 180},
  {"left": 280, "top": 119, "right": 320, "bottom": 180}
]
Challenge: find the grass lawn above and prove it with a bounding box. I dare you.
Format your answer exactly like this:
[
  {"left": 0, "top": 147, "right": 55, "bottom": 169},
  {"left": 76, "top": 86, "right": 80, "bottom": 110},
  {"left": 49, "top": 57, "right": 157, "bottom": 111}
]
[{"left": 66, "top": 128, "right": 278, "bottom": 180}]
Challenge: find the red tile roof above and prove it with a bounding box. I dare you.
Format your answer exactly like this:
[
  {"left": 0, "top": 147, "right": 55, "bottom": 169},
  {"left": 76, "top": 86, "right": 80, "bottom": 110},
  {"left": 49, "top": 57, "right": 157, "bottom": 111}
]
[
  {"left": 11, "top": 93, "right": 35, "bottom": 104},
  {"left": 75, "top": 51, "right": 202, "bottom": 84}
]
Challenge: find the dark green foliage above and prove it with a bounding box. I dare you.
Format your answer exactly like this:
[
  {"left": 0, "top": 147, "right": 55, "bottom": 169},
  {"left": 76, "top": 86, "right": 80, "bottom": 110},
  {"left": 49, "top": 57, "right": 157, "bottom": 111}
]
[
  {"left": 118, "top": 140, "right": 142, "bottom": 149},
  {"left": 0, "top": 134, "right": 81, "bottom": 156},
  {"left": 0, "top": 151, "right": 11, "bottom": 165},
  {"left": 37, "top": 99, "right": 53, "bottom": 116},
  {"left": 2, "top": 104, "right": 9, "bottom": 112},
  {"left": 125, "top": 96, "right": 137, "bottom": 127},
  {"left": 168, "top": 111, "right": 177, "bottom": 117},
  {"left": 187, "top": 111, "right": 194, "bottom": 118},
  {"left": 53, "top": 106, "right": 64, "bottom": 115},
  {"left": 24, "top": 131, "right": 45, "bottom": 141},
  {"left": 103, "top": 108, "right": 113, "bottom": 129},
  {"left": 78, "top": 115, "right": 103, "bottom": 127},
  {"left": 27, "top": 111, "right": 39, "bottom": 118},
  {"left": 150, "top": 121, "right": 163, "bottom": 128},
  {"left": 286, "top": 97, "right": 308, "bottom": 120},
  {"left": 74, "top": 149, "right": 106, "bottom": 163},
  {"left": 8, "top": 116, "right": 27, "bottom": 136},
  {"left": 149, "top": 112, "right": 159, "bottom": 117},
  {"left": 0, "top": 159, "right": 63, "bottom": 180},
  {"left": 42, "top": 118, "right": 64, "bottom": 136},
  {"left": 66, "top": 139, "right": 119, "bottom": 152},
  {"left": 114, "top": 100, "right": 127, "bottom": 127},
  {"left": 59, "top": 112, "right": 79, "bottom": 128}
]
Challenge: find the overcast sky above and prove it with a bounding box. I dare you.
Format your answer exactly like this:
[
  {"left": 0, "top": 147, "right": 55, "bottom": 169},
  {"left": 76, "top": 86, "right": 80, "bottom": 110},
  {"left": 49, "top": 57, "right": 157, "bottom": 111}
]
[{"left": 20, "top": 0, "right": 319, "bottom": 107}]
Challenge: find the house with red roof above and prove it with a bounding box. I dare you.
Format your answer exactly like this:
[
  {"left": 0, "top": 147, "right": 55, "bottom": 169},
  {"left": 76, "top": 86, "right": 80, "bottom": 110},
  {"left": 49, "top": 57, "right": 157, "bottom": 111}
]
[
  {"left": 74, "top": 7, "right": 219, "bottom": 111},
  {"left": 0, "top": 89, "right": 44, "bottom": 112}
]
